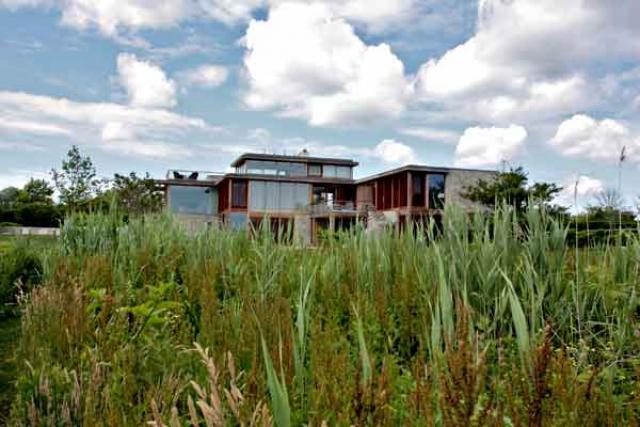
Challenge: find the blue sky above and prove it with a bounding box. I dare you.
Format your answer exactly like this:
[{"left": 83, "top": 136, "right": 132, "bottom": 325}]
[{"left": 1, "top": 0, "right": 639, "bottom": 211}]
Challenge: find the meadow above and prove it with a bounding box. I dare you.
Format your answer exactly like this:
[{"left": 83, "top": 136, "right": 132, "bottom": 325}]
[{"left": 2, "top": 206, "right": 640, "bottom": 426}]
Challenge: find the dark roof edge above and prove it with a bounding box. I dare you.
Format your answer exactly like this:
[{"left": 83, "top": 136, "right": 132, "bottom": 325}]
[
  {"left": 356, "top": 164, "right": 498, "bottom": 184},
  {"left": 230, "top": 152, "right": 359, "bottom": 167}
]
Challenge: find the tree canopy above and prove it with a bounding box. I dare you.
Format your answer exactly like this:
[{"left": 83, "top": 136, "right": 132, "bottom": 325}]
[
  {"left": 462, "top": 166, "right": 564, "bottom": 213},
  {"left": 50, "top": 145, "right": 102, "bottom": 210}
]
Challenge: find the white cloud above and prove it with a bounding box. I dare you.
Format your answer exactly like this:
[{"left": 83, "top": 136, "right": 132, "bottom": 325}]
[
  {"left": 0, "top": 91, "right": 209, "bottom": 159},
  {"left": 1, "top": 0, "right": 416, "bottom": 38},
  {"left": 414, "top": 0, "right": 640, "bottom": 123},
  {"left": 268, "top": 0, "right": 416, "bottom": 30},
  {"left": 0, "top": 118, "right": 71, "bottom": 135},
  {"left": 242, "top": 2, "right": 411, "bottom": 127},
  {"left": 116, "top": 53, "right": 177, "bottom": 109},
  {"left": 550, "top": 114, "right": 639, "bottom": 163},
  {"left": 181, "top": 64, "right": 229, "bottom": 88},
  {"left": 455, "top": 125, "right": 527, "bottom": 168},
  {"left": 372, "top": 139, "right": 417, "bottom": 165},
  {"left": 398, "top": 127, "right": 458, "bottom": 144},
  {"left": 555, "top": 174, "right": 604, "bottom": 213}
]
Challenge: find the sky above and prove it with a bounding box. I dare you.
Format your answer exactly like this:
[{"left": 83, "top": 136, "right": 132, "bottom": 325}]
[{"left": 1, "top": 0, "right": 639, "bottom": 211}]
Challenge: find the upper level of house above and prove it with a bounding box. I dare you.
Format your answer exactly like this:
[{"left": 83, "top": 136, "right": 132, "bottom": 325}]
[
  {"left": 157, "top": 151, "right": 497, "bottom": 220},
  {"left": 230, "top": 152, "right": 358, "bottom": 180}
]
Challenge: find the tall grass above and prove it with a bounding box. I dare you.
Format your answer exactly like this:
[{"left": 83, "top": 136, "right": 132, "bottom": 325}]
[{"left": 7, "top": 205, "right": 640, "bottom": 425}]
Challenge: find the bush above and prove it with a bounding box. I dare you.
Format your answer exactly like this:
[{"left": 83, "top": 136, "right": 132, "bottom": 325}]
[
  {"left": 0, "top": 203, "right": 62, "bottom": 228},
  {"left": 0, "top": 241, "right": 43, "bottom": 318}
]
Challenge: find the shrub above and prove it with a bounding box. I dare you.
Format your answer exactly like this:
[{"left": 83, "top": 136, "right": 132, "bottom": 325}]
[{"left": 0, "top": 240, "right": 44, "bottom": 318}]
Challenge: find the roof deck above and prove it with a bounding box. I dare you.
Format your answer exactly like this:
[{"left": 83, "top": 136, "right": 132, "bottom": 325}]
[{"left": 230, "top": 152, "right": 359, "bottom": 168}]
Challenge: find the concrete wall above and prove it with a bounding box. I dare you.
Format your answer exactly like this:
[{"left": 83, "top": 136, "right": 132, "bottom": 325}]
[
  {"left": 0, "top": 226, "right": 60, "bottom": 236},
  {"left": 294, "top": 214, "right": 312, "bottom": 245},
  {"left": 172, "top": 213, "right": 220, "bottom": 233},
  {"left": 445, "top": 169, "right": 497, "bottom": 210}
]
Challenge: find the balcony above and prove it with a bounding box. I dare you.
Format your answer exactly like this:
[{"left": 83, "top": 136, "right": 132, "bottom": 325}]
[
  {"left": 165, "top": 170, "right": 225, "bottom": 183},
  {"left": 309, "top": 202, "right": 372, "bottom": 216}
]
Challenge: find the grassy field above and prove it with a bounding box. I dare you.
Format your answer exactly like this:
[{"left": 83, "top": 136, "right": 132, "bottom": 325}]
[{"left": 3, "top": 207, "right": 640, "bottom": 426}]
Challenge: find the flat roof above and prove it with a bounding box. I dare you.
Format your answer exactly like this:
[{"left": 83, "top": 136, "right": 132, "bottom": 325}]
[
  {"left": 356, "top": 164, "right": 497, "bottom": 184},
  {"left": 230, "top": 152, "right": 359, "bottom": 168}
]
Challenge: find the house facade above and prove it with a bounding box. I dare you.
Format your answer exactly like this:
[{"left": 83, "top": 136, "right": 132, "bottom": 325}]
[{"left": 157, "top": 152, "right": 496, "bottom": 243}]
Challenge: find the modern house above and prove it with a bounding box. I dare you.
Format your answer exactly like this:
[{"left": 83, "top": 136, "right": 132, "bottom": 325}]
[{"left": 157, "top": 152, "right": 496, "bottom": 243}]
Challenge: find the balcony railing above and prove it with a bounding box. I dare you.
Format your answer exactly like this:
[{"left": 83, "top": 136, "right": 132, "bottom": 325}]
[
  {"left": 166, "top": 170, "right": 225, "bottom": 182},
  {"left": 309, "top": 202, "right": 373, "bottom": 216}
]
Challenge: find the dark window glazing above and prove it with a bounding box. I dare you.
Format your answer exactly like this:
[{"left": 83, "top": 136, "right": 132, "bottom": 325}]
[
  {"left": 412, "top": 174, "right": 424, "bottom": 207},
  {"left": 427, "top": 174, "right": 446, "bottom": 209},
  {"left": 232, "top": 181, "right": 248, "bottom": 209}
]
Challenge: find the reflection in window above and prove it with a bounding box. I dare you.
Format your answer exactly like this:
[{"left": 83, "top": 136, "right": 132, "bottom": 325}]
[
  {"left": 243, "top": 161, "right": 306, "bottom": 176},
  {"left": 308, "top": 164, "right": 322, "bottom": 177},
  {"left": 232, "top": 181, "right": 248, "bottom": 209},
  {"left": 427, "top": 174, "right": 446, "bottom": 209},
  {"left": 169, "top": 186, "right": 217, "bottom": 215},
  {"left": 323, "top": 165, "right": 351, "bottom": 178}
]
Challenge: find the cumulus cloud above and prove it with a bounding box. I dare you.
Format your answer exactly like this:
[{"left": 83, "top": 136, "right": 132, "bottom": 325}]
[
  {"left": 116, "top": 53, "right": 177, "bottom": 109},
  {"left": 269, "top": 0, "right": 416, "bottom": 30},
  {"left": 180, "top": 64, "right": 229, "bottom": 88},
  {"left": 372, "top": 139, "right": 417, "bottom": 165},
  {"left": 555, "top": 174, "right": 605, "bottom": 213},
  {"left": 550, "top": 114, "right": 639, "bottom": 163},
  {"left": 414, "top": 0, "right": 640, "bottom": 122},
  {"left": 1, "top": 0, "right": 262, "bottom": 36},
  {"left": 455, "top": 125, "right": 527, "bottom": 168},
  {"left": 0, "top": 91, "right": 209, "bottom": 159},
  {"left": 1, "top": 0, "right": 416, "bottom": 38},
  {"left": 242, "top": 2, "right": 411, "bottom": 127}
]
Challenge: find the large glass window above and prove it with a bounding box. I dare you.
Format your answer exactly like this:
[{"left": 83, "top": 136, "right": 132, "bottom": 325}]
[
  {"left": 169, "top": 186, "right": 217, "bottom": 215},
  {"left": 427, "top": 174, "right": 446, "bottom": 209},
  {"left": 243, "top": 161, "right": 306, "bottom": 177},
  {"left": 249, "top": 181, "right": 310, "bottom": 211},
  {"left": 232, "top": 181, "right": 248, "bottom": 209},
  {"left": 323, "top": 165, "right": 351, "bottom": 178}
]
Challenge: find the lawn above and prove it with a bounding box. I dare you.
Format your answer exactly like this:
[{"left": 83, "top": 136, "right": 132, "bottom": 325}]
[{"left": 4, "top": 208, "right": 640, "bottom": 425}]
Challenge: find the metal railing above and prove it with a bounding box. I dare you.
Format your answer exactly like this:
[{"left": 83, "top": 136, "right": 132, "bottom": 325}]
[
  {"left": 309, "top": 202, "right": 373, "bottom": 215},
  {"left": 165, "top": 170, "right": 225, "bottom": 182}
]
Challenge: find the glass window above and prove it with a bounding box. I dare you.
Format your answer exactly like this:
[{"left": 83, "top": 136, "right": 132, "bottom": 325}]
[
  {"left": 243, "top": 160, "right": 306, "bottom": 176},
  {"left": 412, "top": 174, "right": 424, "bottom": 207},
  {"left": 169, "top": 186, "right": 217, "bottom": 215},
  {"left": 427, "top": 174, "right": 446, "bottom": 209},
  {"left": 323, "top": 165, "right": 337, "bottom": 177},
  {"left": 308, "top": 164, "right": 322, "bottom": 177},
  {"left": 232, "top": 181, "right": 247, "bottom": 208},
  {"left": 323, "top": 165, "right": 351, "bottom": 178},
  {"left": 336, "top": 166, "right": 351, "bottom": 179}
]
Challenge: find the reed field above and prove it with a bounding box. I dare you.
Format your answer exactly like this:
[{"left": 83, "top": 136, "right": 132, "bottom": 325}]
[{"left": 3, "top": 206, "right": 640, "bottom": 426}]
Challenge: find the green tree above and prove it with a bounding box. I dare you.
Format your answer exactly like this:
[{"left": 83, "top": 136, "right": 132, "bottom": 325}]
[
  {"left": 18, "top": 179, "right": 54, "bottom": 204},
  {"left": 109, "top": 172, "right": 164, "bottom": 215},
  {"left": 462, "top": 166, "right": 564, "bottom": 213},
  {"left": 0, "top": 187, "right": 20, "bottom": 207},
  {"left": 51, "top": 145, "right": 101, "bottom": 210}
]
